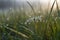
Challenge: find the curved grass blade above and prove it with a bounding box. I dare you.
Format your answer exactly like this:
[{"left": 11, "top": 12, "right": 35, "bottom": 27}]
[
  {"left": 26, "top": 1, "right": 36, "bottom": 15},
  {"left": 0, "top": 26, "right": 29, "bottom": 38}
]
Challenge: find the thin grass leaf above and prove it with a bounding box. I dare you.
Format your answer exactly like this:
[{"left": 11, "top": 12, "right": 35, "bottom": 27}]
[
  {"left": 0, "top": 26, "right": 29, "bottom": 38},
  {"left": 56, "top": 0, "right": 60, "bottom": 17},
  {"left": 26, "top": 1, "right": 36, "bottom": 15}
]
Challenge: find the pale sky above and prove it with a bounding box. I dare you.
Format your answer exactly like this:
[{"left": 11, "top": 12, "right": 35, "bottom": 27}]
[
  {"left": 17, "top": 0, "right": 60, "bottom": 6},
  {"left": 29, "top": 0, "right": 60, "bottom": 8},
  {"left": 0, "top": 0, "right": 60, "bottom": 9}
]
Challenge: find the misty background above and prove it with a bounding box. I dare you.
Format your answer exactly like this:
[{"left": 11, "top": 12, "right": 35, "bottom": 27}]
[{"left": 0, "top": 0, "right": 60, "bottom": 12}]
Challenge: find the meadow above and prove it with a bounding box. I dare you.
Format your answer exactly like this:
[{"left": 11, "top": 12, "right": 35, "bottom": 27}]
[{"left": 0, "top": 0, "right": 60, "bottom": 40}]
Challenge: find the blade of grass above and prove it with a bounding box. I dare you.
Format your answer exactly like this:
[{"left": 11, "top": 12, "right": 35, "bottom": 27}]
[
  {"left": 50, "top": 0, "right": 56, "bottom": 15},
  {"left": 26, "top": 1, "right": 36, "bottom": 15},
  {"left": 0, "top": 26, "right": 29, "bottom": 38}
]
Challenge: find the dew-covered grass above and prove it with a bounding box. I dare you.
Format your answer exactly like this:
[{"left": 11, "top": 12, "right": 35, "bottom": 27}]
[{"left": 0, "top": 0, "right": 60, "bottom": 40}]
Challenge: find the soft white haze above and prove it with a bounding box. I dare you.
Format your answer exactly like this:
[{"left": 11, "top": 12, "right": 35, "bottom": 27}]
[{"left": 16, "top": 0, "right": 60, "bottom": 8}]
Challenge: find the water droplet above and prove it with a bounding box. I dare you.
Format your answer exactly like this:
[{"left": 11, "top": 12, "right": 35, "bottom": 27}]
[
  {"left": 21, "top": 7, "right": 23, "bottom": 10},
  {"left": 29, "top": 16, "right": 31, "bottom": 17},
  {"left": 6, "top": 24, "right": 9, "bottom": 26},
  {"left": 7, "top": 17, "right": 10, "bottom": 21}
]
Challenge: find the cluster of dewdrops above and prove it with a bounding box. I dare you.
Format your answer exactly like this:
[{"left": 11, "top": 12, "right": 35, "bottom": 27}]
[{"left": 25, "top": 15, "right": 44, "bottom": 24}]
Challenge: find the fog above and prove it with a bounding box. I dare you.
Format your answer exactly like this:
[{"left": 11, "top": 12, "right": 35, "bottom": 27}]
[{"left": 0, "top": 0, "right": 60, "bottom": 10}]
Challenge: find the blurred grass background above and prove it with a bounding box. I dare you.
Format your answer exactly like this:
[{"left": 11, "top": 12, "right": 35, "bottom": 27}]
[{"left": 0, "top": 0, "right": 60, "bottom": 40}]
